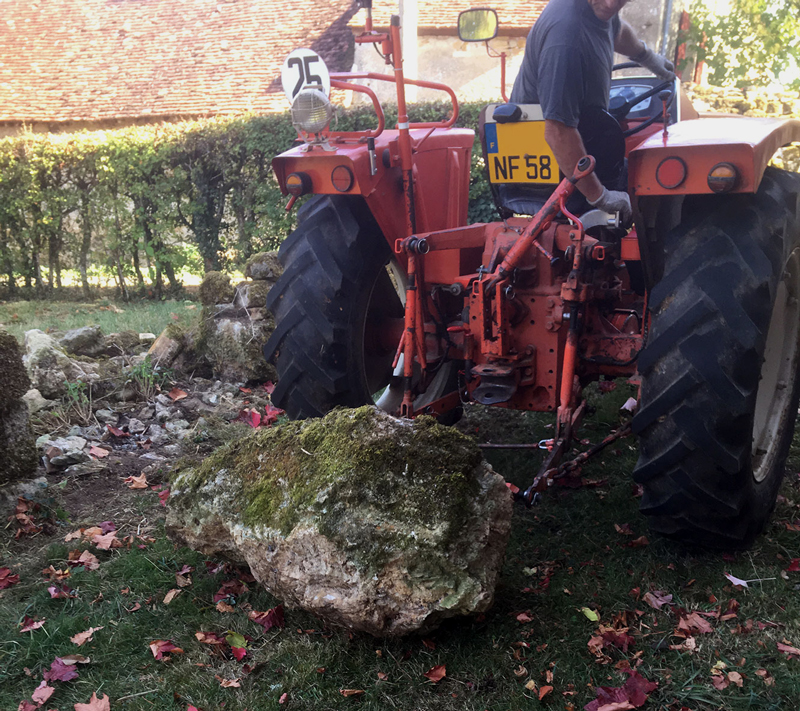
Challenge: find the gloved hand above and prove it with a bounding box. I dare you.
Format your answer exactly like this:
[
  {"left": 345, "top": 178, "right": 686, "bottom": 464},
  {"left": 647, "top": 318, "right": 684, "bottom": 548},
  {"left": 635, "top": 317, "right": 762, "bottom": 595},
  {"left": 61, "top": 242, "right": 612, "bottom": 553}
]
[
  {"left": 631, "top": 42, "right": 676, "bottom": 82},
  {"left": 588, "top": 187, "right": 632, "bottom": 224}
]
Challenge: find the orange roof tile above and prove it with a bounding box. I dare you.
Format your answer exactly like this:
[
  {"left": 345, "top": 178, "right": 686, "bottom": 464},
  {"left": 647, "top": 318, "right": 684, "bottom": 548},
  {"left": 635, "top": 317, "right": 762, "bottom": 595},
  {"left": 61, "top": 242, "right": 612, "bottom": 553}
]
[
  {"left": 0, "top": 0, "right": 360, "bottom": 123},
  {"left": 0, "top": 0, "right": 542, "bottom": 123}
]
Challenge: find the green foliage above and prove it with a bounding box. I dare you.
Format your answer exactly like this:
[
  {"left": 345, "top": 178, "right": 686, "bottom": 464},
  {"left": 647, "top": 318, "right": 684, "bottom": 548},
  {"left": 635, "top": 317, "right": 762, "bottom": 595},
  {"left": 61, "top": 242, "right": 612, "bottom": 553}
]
[
  {"left": 0, "top": 103, "right": 499, "bottom": 299},
  {"left": 128, "top": 356, "right": 173, "bottom": 401},
  {"left": 686, "top": 0, "right": 800, "bottom": 88}
]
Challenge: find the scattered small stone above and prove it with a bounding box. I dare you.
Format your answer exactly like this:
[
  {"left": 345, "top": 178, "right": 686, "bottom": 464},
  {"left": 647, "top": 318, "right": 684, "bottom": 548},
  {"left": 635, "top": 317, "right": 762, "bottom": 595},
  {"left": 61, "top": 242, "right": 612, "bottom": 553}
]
[
  {"left": 127, "top": 418, "right": 146, "bottom": 434},
  {"left": 95, "top": 409, "right": 117, "bottom": 424},
  {"left": 23, "top": 388, "right": 54, "bottom": 415},
  {"left": 140, "top": 452, "right": 167, "bottom": 462},
  {"left": 164, "top": 420, "right": 191, "bottom": 436},
  {"left": 139, "top": 333, "right": 157, "bottom": 343},
  {"left": 162, "top": 444, "right": 182, "bottom": 457},
  {"left": 146, "top": 425, "right": 170, "bottom": 446},
  {"left": 201, "top": 392, "right": 219, "bottom": 406},
  {"left": 138, "top": 406, "right": 155, "bottom": 420},
  {"left": 64, "top": 460, "right": 108, "bottom": 477}
]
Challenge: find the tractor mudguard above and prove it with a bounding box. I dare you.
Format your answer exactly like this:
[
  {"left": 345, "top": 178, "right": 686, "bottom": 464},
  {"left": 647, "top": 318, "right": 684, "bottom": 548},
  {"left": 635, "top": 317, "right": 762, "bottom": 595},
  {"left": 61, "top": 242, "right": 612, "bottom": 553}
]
[
  {"left": 628, "top": 116, "right": 800, "bottom": 197},
  {"left": 272, "top": 127, "right": 474, "bottom": 251}
]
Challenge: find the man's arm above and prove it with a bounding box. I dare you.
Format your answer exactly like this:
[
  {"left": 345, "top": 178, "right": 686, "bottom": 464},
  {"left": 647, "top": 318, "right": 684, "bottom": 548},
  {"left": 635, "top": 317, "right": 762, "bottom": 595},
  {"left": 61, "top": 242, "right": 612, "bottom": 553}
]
[
  {"left": 543, "top": 119, "right": 603, "bottom": 201},
  {"left": 614, "top": 20, "right": 645, "bottom": 58},
  {"left": 544, "top": 118, "right": 632, "bottom": 221},
  {"left": 614, "top": 20, "right": 676, "bottom": 81}
]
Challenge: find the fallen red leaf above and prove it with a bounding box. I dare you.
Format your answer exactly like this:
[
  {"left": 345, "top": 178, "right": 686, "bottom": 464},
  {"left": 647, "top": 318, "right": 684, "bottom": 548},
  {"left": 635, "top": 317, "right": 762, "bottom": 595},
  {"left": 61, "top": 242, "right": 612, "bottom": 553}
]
[
  {"left": 585, "top": 669, "right": 658, "bottom": 711},
  {"left": 196, "top": 631, "right": 226, "bottom": 645},
  {"left": 231, "top": 646, "right": 247, "bottom": 661},
  {"left": 0, "top": 567, "right": 20, "bottom": 589},
  {"left": 239, "top": 387, "right": 252, "bottom": 394},
  {"left": 168, "top": 387, "right": 188, "bottom": 401},
  {"left": 538, "top": 684, "right": 553, "bottom": 700},
  {"left": 279, "top": 692, "right": 289, "bottom": 704},
  {"left": 264, "top": 381, "right": 276, "bottom": 395},
  {"left": 159, "top": 489, "right": 170, "bottom": 506},
  {"left": 777, "top": 640, "right": 800, "bottom": 658},
  {"left": 19, "top": 616, "right": 46, "bottom": 633},
  {"left": 642, "top": 590, "right": 673, "bottom": 610},
  {"left": 678, "top": 611, "right": 714, "bottom": 635},
  {"left": 106, "top": 424, "right": 130, "bottom": 438},
  {"left": 263, "top": 403, "right": 285, "bottom": 426},
  {"left": 787, "top": 559, "right": 800, "bottom": 572},
  {"left": 340, "top": 689, "right": 365, "bottom": 697},
  {"left": 249, "top": 605, "right": 285, "bottom": 632},
  {"left": 423, "top": 665, "right": 446, "bottom": 683},
  {"left": 74, "top": 692, "right": 111, "bottom": 710},
  {"left": 149, "top": 639, "right": 184, "bottom": 660},
  {"left": 48, "top": 584, "right": 77, "bottom": 599},
  {"left": 516, "top": 612, "right": 534, "bottom": 623},
  {"left": 235, "top": 408, "right": 261, "bottom": 428},
  {"left": 214, "top": 578, "right": 248, "bottom": 603},
  {"left": 88, "top": 445, "right": 110, "bottom": 459},
  {"left": 217, "top": 676, "right": 241, "bottom": 687},
  {"left": 68, "top": 550, "right": 100, "bottom": 571}
]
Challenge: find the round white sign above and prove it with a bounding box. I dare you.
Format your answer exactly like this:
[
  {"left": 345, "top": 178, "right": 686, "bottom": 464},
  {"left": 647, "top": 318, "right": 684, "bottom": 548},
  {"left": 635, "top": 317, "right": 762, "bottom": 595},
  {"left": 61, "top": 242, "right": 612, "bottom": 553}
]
[{"left": 281, "top": 48, "right": 331, "bottom": 102}]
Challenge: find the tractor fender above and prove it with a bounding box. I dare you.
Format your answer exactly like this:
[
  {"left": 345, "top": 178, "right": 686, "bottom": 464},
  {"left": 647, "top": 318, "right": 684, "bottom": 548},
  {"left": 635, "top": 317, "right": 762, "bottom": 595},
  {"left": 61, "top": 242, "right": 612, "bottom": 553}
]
[{"left": 628, "top": 116, "right": 800, "bottom": 197}]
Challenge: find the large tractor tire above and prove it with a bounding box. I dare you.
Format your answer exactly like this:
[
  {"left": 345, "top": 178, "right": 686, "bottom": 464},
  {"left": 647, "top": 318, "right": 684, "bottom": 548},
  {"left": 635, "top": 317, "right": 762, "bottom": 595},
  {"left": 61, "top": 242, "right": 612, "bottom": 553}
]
[
  {"left": 633, "top": 167, "right": 800, "bottom": 548},
  {"left": 264, "top": 195, "right": 461, "bottom": 420}
]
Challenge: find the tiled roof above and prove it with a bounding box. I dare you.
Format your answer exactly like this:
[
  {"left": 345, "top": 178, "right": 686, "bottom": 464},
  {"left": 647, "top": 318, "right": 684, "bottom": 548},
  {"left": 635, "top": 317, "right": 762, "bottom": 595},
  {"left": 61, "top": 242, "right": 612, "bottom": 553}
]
[
  {"left": 0, "top": 0, "right": 543, "bottom": 124},
  {"left": 360, "top": 1, "right": 546, "bottom": 31},
  {"left": 0, "top": 0, "right": 360, "bottom": 123}
]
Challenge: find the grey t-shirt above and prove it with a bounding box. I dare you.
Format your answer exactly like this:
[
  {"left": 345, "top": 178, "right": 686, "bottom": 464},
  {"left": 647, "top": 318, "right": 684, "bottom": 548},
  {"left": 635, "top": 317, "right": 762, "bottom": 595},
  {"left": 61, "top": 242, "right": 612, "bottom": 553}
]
[{"left": 509, "top": 0, "right": 621, "bottom": 127}]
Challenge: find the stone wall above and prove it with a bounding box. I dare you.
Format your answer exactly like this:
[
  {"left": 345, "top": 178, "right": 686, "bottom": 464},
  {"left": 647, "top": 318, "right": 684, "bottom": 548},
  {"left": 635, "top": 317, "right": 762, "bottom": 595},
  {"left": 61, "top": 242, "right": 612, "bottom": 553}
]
[{"left": 0, "top": 330, "right": 38, "bottom": 484}]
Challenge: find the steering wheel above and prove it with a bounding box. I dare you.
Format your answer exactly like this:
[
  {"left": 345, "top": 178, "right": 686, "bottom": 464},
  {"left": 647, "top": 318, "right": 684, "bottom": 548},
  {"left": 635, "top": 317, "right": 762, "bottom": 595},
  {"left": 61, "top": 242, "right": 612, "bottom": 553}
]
[{"left": 608, "top": 61, "right": 676, "bottom": 137}]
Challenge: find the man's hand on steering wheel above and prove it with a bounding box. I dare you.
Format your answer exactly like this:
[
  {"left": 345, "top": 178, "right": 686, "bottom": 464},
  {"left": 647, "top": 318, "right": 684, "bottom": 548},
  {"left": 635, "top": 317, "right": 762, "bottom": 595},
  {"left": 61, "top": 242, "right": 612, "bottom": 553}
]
[{"left": 631, "top": 42, "right": 676, "bottom": 82}]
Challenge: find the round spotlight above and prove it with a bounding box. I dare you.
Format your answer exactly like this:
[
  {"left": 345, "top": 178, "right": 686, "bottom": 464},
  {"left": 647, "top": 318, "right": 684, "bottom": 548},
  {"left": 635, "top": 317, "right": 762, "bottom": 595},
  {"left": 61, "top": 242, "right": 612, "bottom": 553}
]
[
  {"left": 291, "top": 88, "right": 333, "bottom": 134},
  {"left": 707, "top": 162, "right": 739, "bottom": 194}
]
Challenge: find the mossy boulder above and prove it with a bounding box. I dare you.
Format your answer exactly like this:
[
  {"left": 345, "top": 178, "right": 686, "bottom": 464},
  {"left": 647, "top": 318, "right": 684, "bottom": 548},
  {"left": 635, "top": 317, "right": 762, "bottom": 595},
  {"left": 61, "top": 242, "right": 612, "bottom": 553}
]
[
  {"left": 0, "top": 329, "right": 37, "bottom": 484},
  {"left": 199, "top": 271, "right": 235, "bottom": 306},
  {"left": 244, "top": 251, "right": 283, "bottom": 281},
  {"left": 197, "top": 310, "right": 277, "bottom": 383},
  {"left": 166, "top": 406, "right": 512, "bottom": 636},
  {"left": 23, "top": 330, "right": 100, "bottom": 398}
]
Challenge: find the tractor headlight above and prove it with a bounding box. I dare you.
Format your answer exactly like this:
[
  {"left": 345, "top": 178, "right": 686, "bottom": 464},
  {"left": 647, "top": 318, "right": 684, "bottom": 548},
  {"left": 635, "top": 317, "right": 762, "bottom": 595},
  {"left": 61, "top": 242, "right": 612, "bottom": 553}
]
[{"left": 291, "top": 88, "right": 333, "bottom": 134}]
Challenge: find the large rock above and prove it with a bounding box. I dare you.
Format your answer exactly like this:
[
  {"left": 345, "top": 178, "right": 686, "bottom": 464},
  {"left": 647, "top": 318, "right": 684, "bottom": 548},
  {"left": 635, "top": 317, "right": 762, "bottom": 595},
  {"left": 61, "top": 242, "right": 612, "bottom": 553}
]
[
  {"left": 244, "top": 251, "right": 283, "bottom": 281},
  {"left": 197, "top": 313, "right": 276, "bottom": 383},
  {"left": 59, "top": 325, "right": 105, "bottom": 357},
  {"left": 166, "top": 406, "right": 512, "bottom": 637},
  {"left": 0, "top": 330, "right": 37, "bottom": 484},
  {"left": 23, "top": 330, "right": 99, "bottom": 399}
]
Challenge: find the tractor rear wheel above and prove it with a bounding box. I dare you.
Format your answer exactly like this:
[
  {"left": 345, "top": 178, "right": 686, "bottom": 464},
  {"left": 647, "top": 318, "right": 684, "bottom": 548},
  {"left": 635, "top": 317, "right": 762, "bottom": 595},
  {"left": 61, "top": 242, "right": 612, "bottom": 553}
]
[
  {"left": 264, "top": 195, "right": 461, "bottom": 420},
  {"left": 633, "top": 167, "right": 800, "bottom": 548}
]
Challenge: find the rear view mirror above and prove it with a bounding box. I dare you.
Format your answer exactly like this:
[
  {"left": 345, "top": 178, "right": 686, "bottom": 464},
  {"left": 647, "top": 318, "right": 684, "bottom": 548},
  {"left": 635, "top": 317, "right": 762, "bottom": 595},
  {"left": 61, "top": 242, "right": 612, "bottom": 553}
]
[{"left": 457, "top": 8, "right": 498, "bottom": 42}]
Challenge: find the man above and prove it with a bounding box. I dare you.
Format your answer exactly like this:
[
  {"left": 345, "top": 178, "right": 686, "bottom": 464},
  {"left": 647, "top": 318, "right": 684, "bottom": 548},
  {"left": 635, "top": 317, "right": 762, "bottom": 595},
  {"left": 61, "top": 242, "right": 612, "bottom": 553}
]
[{"left": 510, "top": 0, "right": 676, "bottom": 221}]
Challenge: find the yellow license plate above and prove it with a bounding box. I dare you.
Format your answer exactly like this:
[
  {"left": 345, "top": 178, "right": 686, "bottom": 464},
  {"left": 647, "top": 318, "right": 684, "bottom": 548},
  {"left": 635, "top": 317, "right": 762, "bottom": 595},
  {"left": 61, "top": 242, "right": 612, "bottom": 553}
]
[{"left": 485, "top": 121, "right": 557, "bottom": 184}]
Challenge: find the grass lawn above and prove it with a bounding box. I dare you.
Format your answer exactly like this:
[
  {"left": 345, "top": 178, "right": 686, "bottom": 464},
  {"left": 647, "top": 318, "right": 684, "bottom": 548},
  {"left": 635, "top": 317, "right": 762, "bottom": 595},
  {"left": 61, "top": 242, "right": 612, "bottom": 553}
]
[
  {"left": 0, "top": 298, "right": 201, "bottom": 343},
  {"left": 2, "top": 383, "right": 800, "bottom": 710}
]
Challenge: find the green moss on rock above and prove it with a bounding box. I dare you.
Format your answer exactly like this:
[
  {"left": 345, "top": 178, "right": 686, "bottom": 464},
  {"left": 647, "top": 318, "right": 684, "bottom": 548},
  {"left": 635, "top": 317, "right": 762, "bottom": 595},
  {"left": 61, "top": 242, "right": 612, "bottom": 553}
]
[
  {"left": 244, "top": 251, "right": 283, "bottom": 281},
  {"left": 172, "top": 406, "right": 482, "bottom": 574},
  {"left": 199, "top": 271, "right": 235, "bottom": 306},
  {"left": 0, "top": 330, "right": 30, "bottom": 407}
]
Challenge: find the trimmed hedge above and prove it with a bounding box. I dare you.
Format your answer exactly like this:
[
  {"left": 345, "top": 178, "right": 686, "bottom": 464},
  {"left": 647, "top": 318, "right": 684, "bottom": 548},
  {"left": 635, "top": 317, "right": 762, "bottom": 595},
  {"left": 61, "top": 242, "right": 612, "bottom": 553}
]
[{"left": 0, "top": 102, "right": 494, "bottom": 299}]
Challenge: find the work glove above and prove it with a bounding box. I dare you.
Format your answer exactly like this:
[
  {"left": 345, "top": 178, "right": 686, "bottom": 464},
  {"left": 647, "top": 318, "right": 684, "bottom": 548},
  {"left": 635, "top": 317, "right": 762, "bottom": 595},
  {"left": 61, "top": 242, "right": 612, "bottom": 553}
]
[
  {"left": 588, "top": 187, "right": 632, "bottom": 224},
  {"left": 631, "top": 42, "right": 676, "bottom": 82}
]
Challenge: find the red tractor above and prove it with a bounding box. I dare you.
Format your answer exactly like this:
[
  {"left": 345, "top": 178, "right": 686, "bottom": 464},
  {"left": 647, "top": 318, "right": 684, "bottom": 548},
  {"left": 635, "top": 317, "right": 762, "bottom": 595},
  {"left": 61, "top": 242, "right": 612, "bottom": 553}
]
[{"left": 264, "top": 4, "right": 800, "bottom": 548}]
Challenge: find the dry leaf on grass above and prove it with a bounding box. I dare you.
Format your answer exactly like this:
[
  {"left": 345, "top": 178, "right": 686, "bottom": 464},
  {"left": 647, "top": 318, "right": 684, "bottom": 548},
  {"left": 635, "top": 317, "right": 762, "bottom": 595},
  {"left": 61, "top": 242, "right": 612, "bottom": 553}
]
[
  {"left": 19, "top": 616, "right": 46, "bottom": 633},
  {"left": 423, "top": 665, "right": 446, "bottom": 683},
  {"left": 124, "top": 473, "right": 148, "bottom": 489},
  {"left": 340, "top": 689, "right": 365, "bottom": 697},
  {"left": 74, "top": 691, "right": 111, "bottom": 710},
  {"left": 71, "top": 626, "right": 103, "bottom": 646},
  {"left": 163, "top": 588, "right": 182, "bottom": 605}
]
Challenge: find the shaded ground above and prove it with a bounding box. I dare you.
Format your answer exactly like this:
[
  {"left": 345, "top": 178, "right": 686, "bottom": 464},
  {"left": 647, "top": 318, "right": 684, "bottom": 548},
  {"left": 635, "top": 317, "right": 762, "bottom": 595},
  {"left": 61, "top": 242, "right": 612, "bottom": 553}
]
[{"left": 2, "top": 374, "right": 800, "bottom": 710}]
